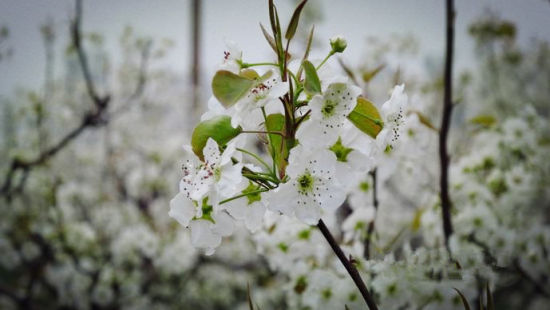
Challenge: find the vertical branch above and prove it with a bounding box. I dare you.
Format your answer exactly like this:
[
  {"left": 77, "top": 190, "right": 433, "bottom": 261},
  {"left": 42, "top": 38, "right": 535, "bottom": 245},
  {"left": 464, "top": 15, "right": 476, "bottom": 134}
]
[
  {"left": 439, "top": 0, "right": 455, "bottom": 246},
  {"left": 317, "top": 219, "right": 378, "bottom": 310},
  {"left": 364, "top": 169, "right": 378, "bottom": 259},
  {"left": 191, "top": 0, "right": 202, "bottom": 113}
]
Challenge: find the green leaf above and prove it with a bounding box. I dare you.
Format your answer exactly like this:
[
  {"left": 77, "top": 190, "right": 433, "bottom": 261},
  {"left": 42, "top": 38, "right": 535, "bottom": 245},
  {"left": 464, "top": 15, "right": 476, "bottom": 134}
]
[
  {"left": 409, "top": 110, "right": 438, "bottom": 132},
  {"left": 265, "top": 113, "right": 287, "bottom": 177},
  {"left": 486, "top": 283, "right": 494, "bottom": 310},
  {"left": 411, "top": 208, "right": 424, "bottom": 232},
  {"left": 297, "top": 25, "right": 315, "bottom": 80},
  {"left": 285, "top": 0, "right": 308, "bottom": 40},
  {"left": 470, "top": 114, "right": 497, "bottom": 127},
  {"left": 191, "top": 115, "right": 242, "bottom": 160},
  {"left": 239, "top": 68, "right": 260, "bottom": 80},
  {"left": 347, "top": 97, "right": 383, "bottom": 139},
  {"left": 212, "top": 70, "right": 255, "bottom": 107},
  {"left": 247, "top": 283, "right": 254, "bottom": 310},
  {"left": 362, "top": 64, "right": 386, "bottom": 83},
  {"left": 259, "top": 23, "right": 278, "bottom": 54},
  {"left": 303, "top": 60, "right": 321, "bottom": 95},
  {"left": 453, "top": 288, "right": 472, "bottom": 310}
]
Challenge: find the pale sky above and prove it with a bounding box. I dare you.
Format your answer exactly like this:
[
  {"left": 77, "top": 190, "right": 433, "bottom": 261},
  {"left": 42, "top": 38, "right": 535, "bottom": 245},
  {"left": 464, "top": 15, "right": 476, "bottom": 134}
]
[{"left": 1, "top": 0, "right": 549, "bottom": 96}]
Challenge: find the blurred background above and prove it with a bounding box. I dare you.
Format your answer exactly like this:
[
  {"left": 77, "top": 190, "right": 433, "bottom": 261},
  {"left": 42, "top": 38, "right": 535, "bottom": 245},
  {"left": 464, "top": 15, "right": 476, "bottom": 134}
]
[{"left": 1, "top": 0, "right": 549, "bottom": 309}]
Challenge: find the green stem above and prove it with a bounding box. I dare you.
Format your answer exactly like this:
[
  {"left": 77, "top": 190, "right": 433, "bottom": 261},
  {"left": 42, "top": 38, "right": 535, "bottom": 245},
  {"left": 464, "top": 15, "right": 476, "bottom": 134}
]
[
  {"left": 316, "top": 51, "right": 335, "bottom": 70},
  {"left": 219, "top": 188, "right": 269, "bottom": 205},
  {"left": 236, "top": 148, "right": 272, "bottom": 172},
  {"left": 242, "top": 173, "right": 278, "bottom": 184},
  {"left": 240, "top": 62, "right": 278, "bottom": 68},
  {"left": 261, "top": 107, "right": 278, "bottom": 175},
  {"left": 241, "top": 130, "right": 284, "bottom": 137}
]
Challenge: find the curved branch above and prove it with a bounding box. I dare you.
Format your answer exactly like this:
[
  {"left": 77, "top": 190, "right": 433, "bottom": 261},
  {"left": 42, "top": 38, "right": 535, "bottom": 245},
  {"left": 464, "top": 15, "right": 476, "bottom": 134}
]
[
  {"left": 364, "top": 169, "right": 378, "bottom": 259},
  {"left": 317, "top": 219, "right": 378, "bottom": 310},
  {"left": 439, "top": 0, "right": 455, "bottom": 247}
]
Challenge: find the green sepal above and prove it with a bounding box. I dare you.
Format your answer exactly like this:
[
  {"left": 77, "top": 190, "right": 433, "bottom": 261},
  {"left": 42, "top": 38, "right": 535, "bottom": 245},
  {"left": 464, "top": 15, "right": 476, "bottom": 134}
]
[
  {"left": 347, "top": 97, "right": 383, "bottom": 139},
  {"left": 329, "top": 138, "right": 354, "bottom": 162},
  {"left": 191, "top": 115, "right": 242, "bottom": 160},
  {"left": 243, "top": 182, "right": 262, "bottom": 205},
  {"left": 193, "top": 198, "right": 215, "bottom": 223}
]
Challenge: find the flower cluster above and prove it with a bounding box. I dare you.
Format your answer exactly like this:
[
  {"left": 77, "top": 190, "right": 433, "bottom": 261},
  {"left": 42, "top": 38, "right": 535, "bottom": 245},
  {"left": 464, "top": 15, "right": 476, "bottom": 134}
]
[{"left": 169, "top": 36, "right": 409, "bottom": 254}]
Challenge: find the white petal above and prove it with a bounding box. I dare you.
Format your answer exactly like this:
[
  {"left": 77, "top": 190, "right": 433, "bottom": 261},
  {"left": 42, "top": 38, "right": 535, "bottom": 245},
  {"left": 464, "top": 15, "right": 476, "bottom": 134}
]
[
  {"left": 245, "top": 202, "right": 266, "bottom": 232},
  {"left": 266, "top": 184, "right": 299, "bottom": 216},
  {"left": 294, "top": 197, "right": 321, "bottom": 225},
  {"left": 225, "top": 197, "right": 248, "bottom": 220},
  {"left": 203, "top": 138, "right": 222, "bottom": 165},
  {"left": 212, "top": 211, "right": 234, "bottom": 237},
  {"left": 168, "top": 192, "right": 196, "bottom": 227},
  {"left": 295, "top": 120, "right": 337, "bottom": 148},
  {"left": 189, "top": 220, "right": 221, "bottom": 250}
]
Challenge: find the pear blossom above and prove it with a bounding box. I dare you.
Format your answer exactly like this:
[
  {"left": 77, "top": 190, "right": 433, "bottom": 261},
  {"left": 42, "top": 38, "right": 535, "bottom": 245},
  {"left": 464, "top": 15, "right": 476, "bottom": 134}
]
[
  {"left": 329, "top": 123, "right": 376, "bottom": 187},
  {"left": 376, "top": 84, "right": 408, "bottom": 151},
  {"left": 169, "top": 188, "right": 234, "bottom": 255},
  {"left": 268, "top": 145, "right": 345, "bottom": 225},
  {"left": 224, "top": 181, "right": 267, "bottom": 233},
  {"left": 231, "top": 70, "right": 287, "bottom": 128},
  {"left": 180, "top": 138, "right": 244, "bottom": 203},
  {"left": 296, "top": 82, "right": 362, "bottom": 147},
  {"left": 219, "top": 40, "right": 242, "bottom": 73}
]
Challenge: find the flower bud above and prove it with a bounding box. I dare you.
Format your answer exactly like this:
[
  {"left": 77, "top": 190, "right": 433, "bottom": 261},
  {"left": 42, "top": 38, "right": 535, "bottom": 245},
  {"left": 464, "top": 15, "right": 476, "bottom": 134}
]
[{"left": 329, "top": 35, "right": 347, "bottom": 53}]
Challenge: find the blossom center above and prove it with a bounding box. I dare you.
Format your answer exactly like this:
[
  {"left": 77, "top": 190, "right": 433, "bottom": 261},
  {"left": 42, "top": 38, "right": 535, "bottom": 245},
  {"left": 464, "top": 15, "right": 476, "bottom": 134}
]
[
  {"left": 296, "top": 172, "right": 314, "bottom": 194},
  {"left": 321, "top": 99, "right": 337, "bottom": 118}
]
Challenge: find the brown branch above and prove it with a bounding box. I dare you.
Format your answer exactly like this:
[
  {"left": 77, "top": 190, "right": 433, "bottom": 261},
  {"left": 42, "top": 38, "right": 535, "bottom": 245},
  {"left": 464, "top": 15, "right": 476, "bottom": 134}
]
[
  {"left": 1, "top": 0, "right": 110, "bottom": 198},
  {"left": 364, "top": 169, "right": 378, "bottom": 260},
  {"left": 71, "top": 0, "right": 107, "bottom": 107},
  {"left": 317, "top": 219, "right": 378, "bottom": 310},
  {"left": 439, "top": 0, "right": 455, "bottom": 247},
  {"left": 191, "top": 0, "right": 202, "bottom": 111},
  {"left": 109, "top": 39, "right": 152, "bottom": 118}
]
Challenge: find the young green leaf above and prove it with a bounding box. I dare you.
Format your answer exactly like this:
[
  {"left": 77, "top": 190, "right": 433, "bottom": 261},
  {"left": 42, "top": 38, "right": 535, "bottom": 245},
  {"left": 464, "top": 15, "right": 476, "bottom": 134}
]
[
  {"left": 470, "top": 114, "right": 497, "bottom": 127},
  {"left": 297, "top": 25, "right": 315, "bottom": 80},
  {"left": 265, "top": 113, "right": 287, "bottom": 177},
  {"left": 409, "top": 110, "right": 438, "bottom": 132},
  {"left": 247, "top": 283, "right": 254, "bottom": 310},
  {"left": 191, "top": 115, "right": 242, "bottom": 160},
  {"left": 302, "top": 60, "right": 321, "bottom": 95},
  {"left": 348, "top": 97, "right": 383, "bottom": 139},
  {"left": 259, "top": 23, "right": 278, "bottom": 54},
  {"left": 486, "top": 283, "right": 494, "bottom": 310},
  {"left": 212, "top": 70, "right": 255, "bottom": 107},
  {"left": 453, "top": 288, "right": 472, "bottom": 310},
  {"left": 285, "top": 0, "right": 308, "bottom": 40},
  {"left": 362, "top": 64, "right": 386, "bottom": 83}
]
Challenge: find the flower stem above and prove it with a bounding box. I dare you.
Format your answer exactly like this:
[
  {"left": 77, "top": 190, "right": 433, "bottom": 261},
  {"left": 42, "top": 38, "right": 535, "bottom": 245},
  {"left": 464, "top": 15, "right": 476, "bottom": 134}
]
[
  {"left": 240, "top": 62, "right": 278, "bottom": 68},
  {"left": 317, "top": 219, "right": 378, "bottom": 310},
  {"left": 316, "top": 51, "right": 335, "bottom": 70},
  {"left": 236, "top": 147, "right": 273, "bottom": 174},
  {"left": 241, "top": 130, "right": 285, "bottom": 137},
  {"left": 219, "top": 188, "right": 269, "bottom": 205}
]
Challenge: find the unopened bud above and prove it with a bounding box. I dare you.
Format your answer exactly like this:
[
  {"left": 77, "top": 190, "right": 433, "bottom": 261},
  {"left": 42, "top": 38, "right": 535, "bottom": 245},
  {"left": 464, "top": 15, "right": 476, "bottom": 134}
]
[{"left": 330, "top": 35, "right": 347, "bottom": 53}]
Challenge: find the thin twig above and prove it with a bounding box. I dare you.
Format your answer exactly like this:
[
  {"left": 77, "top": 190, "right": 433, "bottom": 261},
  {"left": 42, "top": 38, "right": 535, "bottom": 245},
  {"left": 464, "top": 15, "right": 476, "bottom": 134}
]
[
  {"left": 191, "top": 0, "right": 202, "bottom": 112},
  {"left": 439, "top": 0, "right": 455, "bottom": 247},
  {"left": 0, "top": 0, "right": 154, "bottom": 198},
  {"left": 364, "top": 169, "right": 378, "bottom": 259},
  {"left": 317, "top": 219, "right": 378, "bottom": 310}
]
